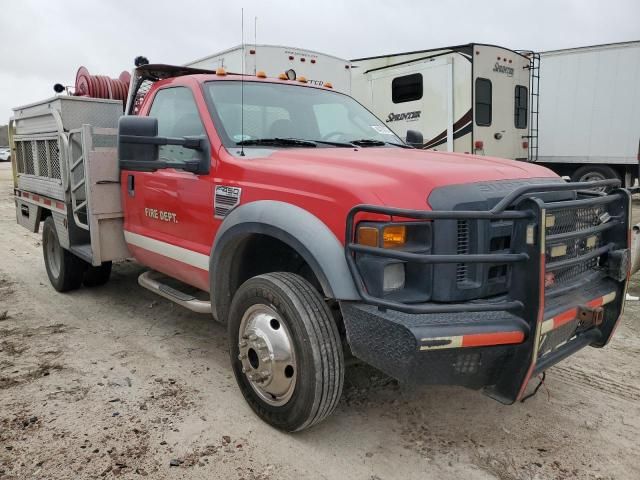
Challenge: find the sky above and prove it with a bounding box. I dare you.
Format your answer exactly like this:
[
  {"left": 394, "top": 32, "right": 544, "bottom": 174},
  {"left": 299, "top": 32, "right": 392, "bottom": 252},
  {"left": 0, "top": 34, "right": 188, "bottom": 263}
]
[{"left": 1, "top": 0, "right": 638, "bottom": 120}]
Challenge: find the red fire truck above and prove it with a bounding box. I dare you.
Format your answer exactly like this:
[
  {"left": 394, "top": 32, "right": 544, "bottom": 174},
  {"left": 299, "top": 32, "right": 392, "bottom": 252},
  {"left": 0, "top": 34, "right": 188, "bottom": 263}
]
[{"left": 9, "top": 61, "right": 632, "bottom": 431}]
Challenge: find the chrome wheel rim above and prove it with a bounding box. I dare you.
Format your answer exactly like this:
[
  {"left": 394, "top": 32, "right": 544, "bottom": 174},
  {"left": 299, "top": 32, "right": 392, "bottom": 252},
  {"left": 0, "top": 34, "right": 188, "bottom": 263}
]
[
  {"left": 238, "top": 304, "right": 297, "bottom": 406},
  {"left": 45, "top": 228, "right": 61, "bottom": 278},
  {"left": 578, "top": 172, "right": 608, "bottom": 192}
]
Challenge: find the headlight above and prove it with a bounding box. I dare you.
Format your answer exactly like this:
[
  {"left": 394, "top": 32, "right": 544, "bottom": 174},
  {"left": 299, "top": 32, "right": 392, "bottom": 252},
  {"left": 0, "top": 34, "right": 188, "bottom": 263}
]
[{"left": 354, "top": 222, "right": 431, "bottom": 300}]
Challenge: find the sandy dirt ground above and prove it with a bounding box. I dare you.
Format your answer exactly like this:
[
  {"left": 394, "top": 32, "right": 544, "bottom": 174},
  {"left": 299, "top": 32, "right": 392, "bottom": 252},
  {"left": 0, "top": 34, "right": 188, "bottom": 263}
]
[{"left": 0, "top": 161, "right": 639, "bottom": 480}]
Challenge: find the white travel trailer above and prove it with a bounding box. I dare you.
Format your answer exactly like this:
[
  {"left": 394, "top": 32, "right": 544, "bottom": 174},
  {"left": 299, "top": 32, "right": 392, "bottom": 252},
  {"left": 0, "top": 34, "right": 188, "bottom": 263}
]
[
  {"left": 535, "top": 41, "right": 640, "bottom": 187},
  {"left": 350, "top": 44, "right": 533, "bottom": 160},
  {"left": 185, "top": 44, "right": 352, "bottom": 93}
]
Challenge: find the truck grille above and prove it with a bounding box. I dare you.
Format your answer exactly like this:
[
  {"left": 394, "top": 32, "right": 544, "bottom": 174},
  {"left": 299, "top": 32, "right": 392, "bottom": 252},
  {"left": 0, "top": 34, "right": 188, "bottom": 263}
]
[
  {"left": 456, "top": 220, "right": 470, "bottom": 285},
  {"left": 546, "top": 205, "right": 607, "bottom": 236},
  {"left": 544, "top": 205, "right": 607, "bottom": 291}
]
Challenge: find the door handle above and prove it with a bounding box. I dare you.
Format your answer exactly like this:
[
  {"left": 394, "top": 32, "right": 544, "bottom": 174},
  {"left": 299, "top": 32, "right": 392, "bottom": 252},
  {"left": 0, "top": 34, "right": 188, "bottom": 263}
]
[{"left": 127, "top": 174, "right": 135, "bottom": 197}]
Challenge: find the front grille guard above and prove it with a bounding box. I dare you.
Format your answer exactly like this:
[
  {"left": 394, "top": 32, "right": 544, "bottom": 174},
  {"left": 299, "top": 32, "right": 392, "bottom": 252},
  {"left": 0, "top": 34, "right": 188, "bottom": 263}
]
[{"left": 345, "top": 179, "right": 629, "bottom": 315}]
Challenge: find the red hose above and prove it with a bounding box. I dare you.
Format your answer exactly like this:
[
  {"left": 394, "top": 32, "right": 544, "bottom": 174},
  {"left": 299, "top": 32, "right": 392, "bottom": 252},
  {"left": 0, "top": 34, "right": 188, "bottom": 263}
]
[{"left": 74, "top": 66, "right": 130, "bottom": 103}]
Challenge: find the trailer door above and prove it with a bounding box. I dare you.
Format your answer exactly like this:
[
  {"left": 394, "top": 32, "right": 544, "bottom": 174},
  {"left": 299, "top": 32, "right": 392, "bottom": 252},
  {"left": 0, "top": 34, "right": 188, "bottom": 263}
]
[
  {"left": 368, "top": 58, "right": 453, "bottom": 151},
  {"left": 473, "top": 46, "right": 531, "bottom": 160}
]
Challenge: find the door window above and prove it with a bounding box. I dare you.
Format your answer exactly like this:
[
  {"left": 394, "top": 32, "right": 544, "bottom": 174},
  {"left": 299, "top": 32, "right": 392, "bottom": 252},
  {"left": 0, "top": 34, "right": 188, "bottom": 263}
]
[
  {"left": 148, "top": 87, "right": 205, "bottom": 162},
  {"left": 514, "top": 85, "right": 528, "bottom": 129},
  {"left": 475, "top": 78, "right": 492, "bottom": 126},
  {"left": 392, "top": 73, "right": 423, "bottom": 104}
]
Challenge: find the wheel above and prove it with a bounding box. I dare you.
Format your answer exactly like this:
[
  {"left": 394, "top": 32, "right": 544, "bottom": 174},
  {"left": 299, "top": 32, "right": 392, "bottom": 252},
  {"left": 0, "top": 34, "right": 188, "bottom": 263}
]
[
  {"left": 83, "top": 261, "right": 112, "bottom": 287},
  {"left": 571, "top": 165, "right": 620, "bottom": 191},
  {"left": 228, "top": 272, "right": 344, "bottom": 432},
  {"left": 42, "top": 217, "right": 85, "bottom": 292}
]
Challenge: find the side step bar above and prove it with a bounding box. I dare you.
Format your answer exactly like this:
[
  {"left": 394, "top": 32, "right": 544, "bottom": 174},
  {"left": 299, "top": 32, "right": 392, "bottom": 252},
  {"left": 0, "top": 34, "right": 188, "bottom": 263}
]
[{"left": 138, "top": 271, "right": 211, "bottom": 314}]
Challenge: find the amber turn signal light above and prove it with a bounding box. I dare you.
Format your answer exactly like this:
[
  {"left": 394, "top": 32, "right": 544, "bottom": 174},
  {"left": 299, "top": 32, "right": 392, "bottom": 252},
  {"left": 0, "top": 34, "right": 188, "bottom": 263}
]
[
  {"left": 357, "top": 225, "right": 407, "bottom": 249},
  {"left": 357, "top": 227, "right": 378, "bottom": 247},
  {"left": 382, "top": 225, "right": 406, "bottom": 248}
]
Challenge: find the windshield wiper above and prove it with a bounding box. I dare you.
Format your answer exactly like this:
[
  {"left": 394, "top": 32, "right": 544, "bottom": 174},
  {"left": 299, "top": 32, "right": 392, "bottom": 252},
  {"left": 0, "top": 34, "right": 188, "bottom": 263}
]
[
  {"left": 350, "top": 138, "right": 413, "bottom": 149},
  {"left": 310, "top": 139, "right": 358, "bottom": 147},
  {"left": 236, "top": 138, "right": 317, "bottom": 147}
]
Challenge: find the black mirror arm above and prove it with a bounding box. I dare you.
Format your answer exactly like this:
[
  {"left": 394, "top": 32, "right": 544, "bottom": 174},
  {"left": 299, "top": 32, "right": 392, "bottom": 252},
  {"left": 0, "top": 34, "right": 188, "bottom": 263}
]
[
  {"left": 120, "top": 158, "right": 200, "bottom": 173},
  {"left": 119, "top": 135, "right": 204, "bottom": 150}
]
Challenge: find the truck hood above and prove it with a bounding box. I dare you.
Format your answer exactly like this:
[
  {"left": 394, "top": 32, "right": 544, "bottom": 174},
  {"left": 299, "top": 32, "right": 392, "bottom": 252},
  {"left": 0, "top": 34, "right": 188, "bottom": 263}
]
[{"left": 240, "top": 147, "right": 559, "bottom": 209}]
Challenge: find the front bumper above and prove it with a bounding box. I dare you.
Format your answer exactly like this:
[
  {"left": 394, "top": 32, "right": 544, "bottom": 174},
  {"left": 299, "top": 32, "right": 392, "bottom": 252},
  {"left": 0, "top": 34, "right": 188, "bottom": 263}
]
[{"left": 342, "top": 180, "right": 631, "bottom": 403}]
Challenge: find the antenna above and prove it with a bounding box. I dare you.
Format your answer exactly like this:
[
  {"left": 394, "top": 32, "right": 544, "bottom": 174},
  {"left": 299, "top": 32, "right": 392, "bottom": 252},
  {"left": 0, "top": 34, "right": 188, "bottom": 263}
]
[
  {"left": 240, "top": 8, "right": 245, "bottom": 156},
  {"left": 254, "top": 16, "right": 258, "bottom": 75}
]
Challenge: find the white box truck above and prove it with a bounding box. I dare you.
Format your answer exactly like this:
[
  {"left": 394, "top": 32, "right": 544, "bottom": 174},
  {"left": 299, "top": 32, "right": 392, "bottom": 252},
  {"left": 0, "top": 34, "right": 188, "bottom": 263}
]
[
  {"left": 535, "top": 41, "right": 640, "bottom": 187},
  {"left": 350, "top": 44, "right": 534, "bottom": 160},
  {"left": 185, "top": 44, "right": 352, "bottom": 93}
]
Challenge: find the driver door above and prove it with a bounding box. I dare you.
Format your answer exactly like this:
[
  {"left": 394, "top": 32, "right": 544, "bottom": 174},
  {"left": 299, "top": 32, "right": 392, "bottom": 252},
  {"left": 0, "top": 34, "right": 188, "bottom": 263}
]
[{"left": 122, "top": 86, "right": 213, "bottom": 291}]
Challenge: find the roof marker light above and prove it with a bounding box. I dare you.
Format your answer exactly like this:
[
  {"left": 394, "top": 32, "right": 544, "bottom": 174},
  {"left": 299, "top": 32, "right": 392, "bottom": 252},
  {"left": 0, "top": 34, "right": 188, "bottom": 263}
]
[
  {"left": 288, "top": 55, "right": 294, "bottom": 60},
  {"left": 216, "top": 67, "right": 227, "bottom": 76},
  {"left": 324, "top": 82, "right": 333, "bottom": 89},
  {"left": 249, "top": 49, "right": 256, "bottom": 54},
  {"left": 298, "top": 76, "right": 307, "bottom": 83},
  {"left": 278, "top": 73, "right": 288, "bottom": 80},
  {"left": 300, "top": 57, "right": 306, "bottom": 62},
  {"left": 310, "top": 59, "right": 316, "bottom": 64},
  {"left": 256, "top": 71, "right": 267, "bottom": 78}
]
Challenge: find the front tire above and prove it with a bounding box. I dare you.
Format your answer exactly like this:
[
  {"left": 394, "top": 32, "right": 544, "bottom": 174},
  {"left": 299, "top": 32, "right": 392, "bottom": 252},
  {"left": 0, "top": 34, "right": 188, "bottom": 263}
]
[
  {"left": 228, "top": 272, "right": 344, "bottom": 432},
  {"left": 42, "top": 217, "right": 85, "bottom": 292}
]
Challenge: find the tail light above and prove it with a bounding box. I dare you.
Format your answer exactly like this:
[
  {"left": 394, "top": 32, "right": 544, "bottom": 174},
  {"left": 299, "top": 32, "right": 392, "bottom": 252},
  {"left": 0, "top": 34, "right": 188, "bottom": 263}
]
[
  {"left": 522, "top": 141, "right": 529, "bottom": 149},
  {"left": 474, "top": 140, "right": 484, "bottom": 149}
]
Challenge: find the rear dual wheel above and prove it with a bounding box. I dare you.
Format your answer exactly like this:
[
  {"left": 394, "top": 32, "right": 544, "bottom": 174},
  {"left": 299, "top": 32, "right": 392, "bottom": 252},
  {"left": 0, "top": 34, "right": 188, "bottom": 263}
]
[
  {"left": 228, "top": 272, "right": 344, "bottom": 432},
  {"left": 42, "top": 217, "right": 111, "bottom": 292}
]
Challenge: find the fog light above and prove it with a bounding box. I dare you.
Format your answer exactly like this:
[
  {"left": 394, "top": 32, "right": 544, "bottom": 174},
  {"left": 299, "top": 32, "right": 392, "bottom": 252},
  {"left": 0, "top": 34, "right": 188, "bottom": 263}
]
[{"left": 383, "top": 263, "right": 405, "bottom": 292}]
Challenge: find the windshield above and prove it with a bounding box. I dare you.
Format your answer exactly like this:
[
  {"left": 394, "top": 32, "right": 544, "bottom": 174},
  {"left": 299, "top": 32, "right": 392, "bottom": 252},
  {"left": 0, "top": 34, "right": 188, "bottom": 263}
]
[{"left": 203, "top": 81, "right": 404, "bottom": 148}]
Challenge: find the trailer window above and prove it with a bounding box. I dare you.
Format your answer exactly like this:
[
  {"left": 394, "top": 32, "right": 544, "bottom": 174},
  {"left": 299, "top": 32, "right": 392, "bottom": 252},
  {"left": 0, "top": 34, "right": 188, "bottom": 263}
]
[
  {"left": 514, "top": 85, "right": 528, "bottom": 129},
  {"left": 475, "top": 78, "right": 492, "bottom": 126},
  {"left": 392, "top": 73, "right": 423, "bottom": 104},
  {"left": 148, "top": 87, "right": 205, "bottom": 163}
]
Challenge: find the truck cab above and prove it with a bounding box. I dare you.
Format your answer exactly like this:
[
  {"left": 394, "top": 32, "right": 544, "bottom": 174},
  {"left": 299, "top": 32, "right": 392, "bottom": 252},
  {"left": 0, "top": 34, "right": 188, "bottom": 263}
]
[{"left": 11, "top": 63, "right": 633, "bottom": 432}]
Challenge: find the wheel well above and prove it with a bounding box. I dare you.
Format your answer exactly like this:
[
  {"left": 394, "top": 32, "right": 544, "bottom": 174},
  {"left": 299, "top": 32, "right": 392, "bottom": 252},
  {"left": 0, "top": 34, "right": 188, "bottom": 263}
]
[{"left": 215, "top": 233, "right": 324, "bottom": 322}]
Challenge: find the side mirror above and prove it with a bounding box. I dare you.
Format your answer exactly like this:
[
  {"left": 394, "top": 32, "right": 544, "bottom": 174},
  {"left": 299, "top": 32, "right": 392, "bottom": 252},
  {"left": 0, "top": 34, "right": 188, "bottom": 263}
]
[
  {"left": 118, "top": 116, "right": 159, "bottom": 163},
  {"left": 118, "top": 116, "right": 210, "bottom": 174},
  {"left": 405, "top": 130, "right": 423, "bottom": 148}
]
